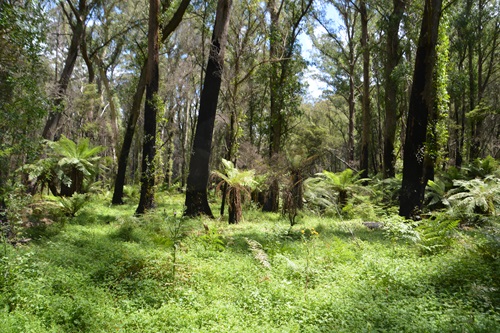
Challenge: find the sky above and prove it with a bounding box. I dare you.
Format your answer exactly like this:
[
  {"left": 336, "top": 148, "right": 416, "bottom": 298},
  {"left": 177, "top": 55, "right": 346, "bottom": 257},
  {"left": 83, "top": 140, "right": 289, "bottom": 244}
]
[
  {"left": 299, "top": 32, "right": 328, "bottom": 101},
  {"left": 299, "top": 3, "right": 340, "bottom": 101}
]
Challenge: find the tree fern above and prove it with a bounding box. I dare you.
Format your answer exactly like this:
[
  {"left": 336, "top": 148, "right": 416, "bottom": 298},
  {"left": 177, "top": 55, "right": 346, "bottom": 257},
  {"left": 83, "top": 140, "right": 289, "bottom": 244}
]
[
  {"left": 304, "top": 169, "right": 370, "bottom": 216},
  {"left": 27, "top": 136, "right": 105, "bottom": 196},
  {"left": 213, "top": 159, "right": 257, "bottom": 224},
  {"left": 447, "top": 176, "right": 500, "bottom": 221}
]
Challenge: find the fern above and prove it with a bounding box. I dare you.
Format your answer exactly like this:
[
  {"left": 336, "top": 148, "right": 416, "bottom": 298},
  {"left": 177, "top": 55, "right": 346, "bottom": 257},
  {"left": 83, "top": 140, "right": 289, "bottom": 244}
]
[
  {"left": 425, "top": 178, "right": 449, "bottom": 209},
  {"left": 447, "top": 175, "right": 500, "bottom": 223},
  {"left": 417, "top": 214, "right": 460, "bottom": 254},
  {"left": 213, "top": 159, "right": 258, "bottom": 223},
  {"left": 304, "top": 169, "right": 370, "bottom": 216},
  {"left": 56, "top": 193, "right": 89, "bottom": 217}
]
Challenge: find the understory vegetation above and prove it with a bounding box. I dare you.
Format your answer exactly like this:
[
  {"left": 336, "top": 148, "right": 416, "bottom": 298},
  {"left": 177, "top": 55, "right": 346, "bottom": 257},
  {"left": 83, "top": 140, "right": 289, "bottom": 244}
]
[{"left": 1, "top": 182, "right": 499, "bottom": 332}]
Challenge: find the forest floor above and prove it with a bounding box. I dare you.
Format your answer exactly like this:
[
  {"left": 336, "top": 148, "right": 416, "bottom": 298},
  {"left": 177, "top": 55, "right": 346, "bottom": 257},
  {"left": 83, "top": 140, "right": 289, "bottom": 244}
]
[{"left": 0, "top": 191, "right": 499, "bottom": 332}]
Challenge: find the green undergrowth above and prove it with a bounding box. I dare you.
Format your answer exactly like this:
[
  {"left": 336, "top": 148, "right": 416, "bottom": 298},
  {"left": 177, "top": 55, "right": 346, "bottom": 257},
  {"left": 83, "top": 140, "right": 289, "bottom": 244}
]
[{"left": 0, "top": 193, "right": 499, "bottom": 332}]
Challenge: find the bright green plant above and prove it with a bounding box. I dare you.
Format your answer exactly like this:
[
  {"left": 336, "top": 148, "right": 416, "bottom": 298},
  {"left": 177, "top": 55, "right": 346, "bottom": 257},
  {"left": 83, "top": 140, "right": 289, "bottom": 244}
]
[
  {"left": 48, "top": 136, "right": 105, "bottom": 196},
  {"left": 342, "top": 195, "right": 380, "bottom": 220},
  {"left": 304, "top": 169, "right": 369, "bottom": 217},
  {"left": 465, "top": 156, "right": 499, "bottom": 179},
  {"left": 200, "top": 226, "right": 225, "bottom": 252},
  {"left": 425, "top": 178, "right": 449, "bottom": 209},
  {"left": 213, "top": 159, "right": 257, "bottom": 224},
  {"left": 372, "top": 175, "right": 402, "bottom": 208},
  {"left": 56, "top": 193, "right": 89, "bottom": 217},
  {"left": 383, "top": 215, "right": 420, "bottom": 244},
  {"left": 24, "top": 136, "right": 104, "bottom": 197},
  {"left": 447, "top": 175, "right": 500, "bottom": 224},
  {"left": 166, "top": 214, "right": 188, "bottom": 285},
  {"left": 417, "top": 213, "right": 460, "bottom": 254}
]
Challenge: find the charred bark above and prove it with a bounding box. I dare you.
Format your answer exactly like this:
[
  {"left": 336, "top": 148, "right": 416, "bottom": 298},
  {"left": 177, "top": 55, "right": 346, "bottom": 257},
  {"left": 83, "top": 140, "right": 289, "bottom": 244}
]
[
  {"left": 112, "top": 0, "right": 191, "bottom": 205},
  {"left": 184, "top": 0, "right": 232, "bottom": 217},
  {"left": 399, "top": 0, "right": 442, "bottom": 219},
  {"left": 136, "top": 0, "right": 160, "bottom": 215},
  {"left": 360, "top": 0, "right": 370, "bottom": 179},
  {"left": 382, "top": 0, "right": 406, "bottom": 178}
]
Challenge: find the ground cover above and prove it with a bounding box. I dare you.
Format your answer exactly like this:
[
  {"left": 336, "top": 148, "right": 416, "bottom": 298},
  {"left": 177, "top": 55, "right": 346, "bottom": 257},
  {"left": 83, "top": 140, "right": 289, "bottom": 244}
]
[{"left": 0, "top": 192, "right": 499, "bottom": 332}]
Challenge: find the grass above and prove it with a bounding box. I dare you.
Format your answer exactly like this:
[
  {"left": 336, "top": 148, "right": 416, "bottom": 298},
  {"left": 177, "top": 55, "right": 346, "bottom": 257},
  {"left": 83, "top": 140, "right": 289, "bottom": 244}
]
[{"left": 1, "top": 191, "right": 499, "bottom": 332}]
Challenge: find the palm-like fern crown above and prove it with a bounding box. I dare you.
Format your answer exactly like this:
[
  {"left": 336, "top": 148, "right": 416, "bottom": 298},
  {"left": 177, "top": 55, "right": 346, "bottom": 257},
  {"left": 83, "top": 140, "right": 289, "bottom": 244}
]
[
  {"left": 213, "top": 159, "right": 257, "bottom": 190},
  {"left": 48, "top": 135, "right": 104, "bottom": 176},
  {"left": 448, "top": 176, "right": 500, "bottom": 215}
]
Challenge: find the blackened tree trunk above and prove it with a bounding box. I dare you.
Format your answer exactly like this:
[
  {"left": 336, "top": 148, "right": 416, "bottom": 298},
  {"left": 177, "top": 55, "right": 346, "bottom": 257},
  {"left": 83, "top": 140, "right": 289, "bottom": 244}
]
[
  {"left": 184, "top": 0, "right": 233, "bottom": 217},
  {"left": 112, "top": 64, "right": 147, "bottom": 204},
  {"left": 112, "top": 0, "right": 191, "bottom": 205},
  {"left": 136, "top": 0, "right": 160, "bottom": 215},
  {"left": 359, "top": 0, "right": 370, "bottom": 179},
  {"left": 42, "top": 0, "right": 91, "bottom": 140},
  {"left": 399, "top": 0, "right": 442, "bottom": 219},
  {"left": 382, "top": 0, "right": 406, "bottom": 178}
]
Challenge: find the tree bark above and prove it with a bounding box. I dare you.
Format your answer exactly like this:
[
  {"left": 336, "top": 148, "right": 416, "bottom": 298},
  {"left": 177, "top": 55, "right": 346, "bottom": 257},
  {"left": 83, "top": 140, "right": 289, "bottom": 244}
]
[
  {"left": 112, "top": 63, "right": 146, "bottom": 204},
  {"left": 399, "top": 0, "right": 442, "bottom": 219},
  {"left": 184, "top": 0, "right": 233, "bottom": 217},
  {"left": 382, "top": 0, "right": 406, "bottom": 178},
  {"left": 42, "top": 0, "right": 89, "bottom": 140},
  {"left": 359, "top": 0, "right": 370, "bottom": 179},
  {"left": 112, "top": 0, "right": 191, "bottom": 205},
  {"left": 136, "top": 0, "right": 160, "bottom": 215}
]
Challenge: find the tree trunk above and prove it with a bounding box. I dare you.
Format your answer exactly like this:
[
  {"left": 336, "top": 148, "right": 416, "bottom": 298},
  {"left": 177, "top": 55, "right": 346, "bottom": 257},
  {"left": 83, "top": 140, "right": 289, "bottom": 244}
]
[
  {"left": 42, "top": 0, "right": 89, "bottom": 140},
  {"left": 228, "top": 188, "right": 242, "bottom": 224},
  {"left": 359, "top": 0, "right": 370, "bottom": 179},
  {"left": 112, "top": 0, "right": 191, "bottom": 204},
  {"left": 184, "top": 0, "right": 233, "bottom": 217},
  {"left": 112, "top": 63, "right": 147, "bottom": 205},
  {"left": 264, "top": 0, "right": 282, "bottom": 213},
  {"left": 136, "top": 0, "right": 160, "bottom": 215},
  {"left": 399, "top": 0, "right": 442, "bottom": 219},
  {"left": 97, "top": 57, "right": 120, "bottom": 164},
  {"left": 383, "top": 0, "right": 406, "bottom": 178}
]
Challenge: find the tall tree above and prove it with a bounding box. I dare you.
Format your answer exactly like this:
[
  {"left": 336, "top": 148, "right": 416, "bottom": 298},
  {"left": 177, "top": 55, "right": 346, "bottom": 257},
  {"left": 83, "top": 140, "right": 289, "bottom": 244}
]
[
  {"left": 42, "top": 0, "right": 95, "bottom": 140},
  {"left": 112, "top": 0, "right": 191, "bottom": 205},
  {"left": 135, "top": 0, "right": 161, "bottom": 215},
  {"left": 0, "top": 0, "right": 48, "bottom": 221},
  {"left": 263, "top": 0, "right": 312, "bottom": 212},
  {"left": 382, "top": 0, "right": 407, "bottom": 178},
  {"left": 184, "top": 0, "right": 233, "bottom": 217},
  {"left": 399, "top": 0, "right": 443, "bottom": 219},
  {"left": 359, "top": 0, "right": 370, "bottom": 178},
  {"left": 467, "top": 0, "right": 499, "bottom": 159},
  {"left": 314, "top": 0, "right": 360, "bottom": 165}
]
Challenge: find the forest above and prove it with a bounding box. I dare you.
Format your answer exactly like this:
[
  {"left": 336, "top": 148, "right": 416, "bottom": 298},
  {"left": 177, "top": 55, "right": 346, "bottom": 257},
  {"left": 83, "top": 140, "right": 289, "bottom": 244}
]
[{"left": 0, "top": 0, "right": 499, "bottom": 331}]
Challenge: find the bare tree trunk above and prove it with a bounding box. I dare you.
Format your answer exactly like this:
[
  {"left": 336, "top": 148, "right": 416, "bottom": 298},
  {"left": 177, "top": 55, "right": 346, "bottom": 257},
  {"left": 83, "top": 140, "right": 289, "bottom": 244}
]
[
  {"left": 43, "top": 0, "right": 90, "bottom": 140},
  {"left": 184, "top": 0, "right": 233, "bottom": 217},
  {"left": 383, "top": 0, "right": 406, "bottom": 178},
  {"left": 136, "top": 0, "right": 160, "bottom": 215},
  {"left": 359, "top": 0, "right": 370, "bottom": 179},
  {"left": 112, "top": 64, "right": 147, "bottom": 204},
  {"left": 400, "top": 0, "right": 442, "bottom": 219},
  {"left": 112, "top": 0, "right": 191, "bottom": 205}
]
